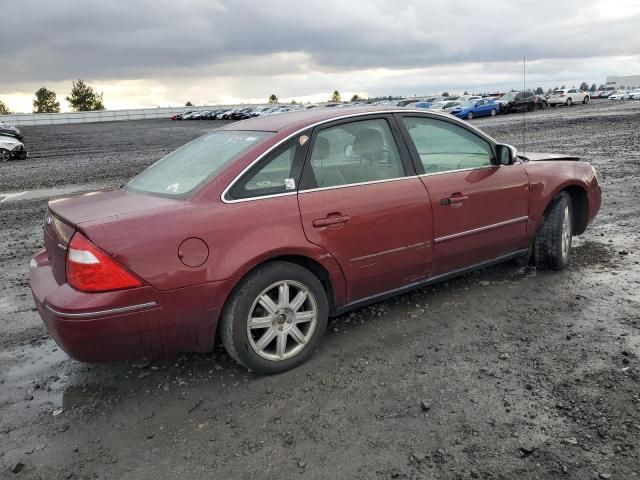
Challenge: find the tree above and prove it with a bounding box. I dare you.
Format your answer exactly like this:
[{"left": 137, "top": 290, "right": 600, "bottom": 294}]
[
  {"left": 350, "top": 94, "right": 361, "bottom": 102},
  {"left": 0, "top": 100, "right": 10, "bottom": 115},
  {"left": 65, "top": 79, "right": 105, "bottom": 111},
  {"left": 535, "top": 87, "right": 544, "bottom": 94},
  {"left": 442, "top": 92, "right": 450, "bottom": 97},
  {"left": 330, "top": 90, "right": 341, "bottom": 103},
  {"left": 268, "top": 94, "right": 278, "bottom": 104},
  {"left": 463, "top": 90, "right": 469, "bottom": 95},
  {"left": 590, "top": 84, "right": 597, "bottom": 92},
  {"left": 560, "top": 85, "right": 565, "bottom": 89},
  {"left": 33, "top": 87, "right": 61, "bottom": 113},
  {"left": 579, "top": 82, "right": 589, "bottom": 91},
  {"left": 185, "top": 101, "right": 193, "bottom": 107}
]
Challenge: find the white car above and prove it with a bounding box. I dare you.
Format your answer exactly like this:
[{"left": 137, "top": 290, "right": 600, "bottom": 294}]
[
  {"left": 0, "top": 135, "right": 28, "bottom": 161},
  {"left": 547, "top": 88, "right": 590, "bottom": 106},
  {"left": 630, "top": 91, "right": 640, "bottom": 100},
  {"left": 427, "top": 100, "right": 462, "bottom": 112},
  {"left": 456, "top": 95, "right": 482, "bottom": 103},
  {"left": 608, "top": 91, "right": 628, "bottom": 101}
]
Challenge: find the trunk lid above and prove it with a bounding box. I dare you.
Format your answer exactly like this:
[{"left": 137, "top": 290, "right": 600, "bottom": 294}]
[{"left": 45, "top": 188, "right": 181, "bottom": 284}]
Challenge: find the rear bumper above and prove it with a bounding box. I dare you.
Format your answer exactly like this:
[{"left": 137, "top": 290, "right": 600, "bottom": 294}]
[{"left": 29, "top": 251, "right": 236, "bottom": 362}]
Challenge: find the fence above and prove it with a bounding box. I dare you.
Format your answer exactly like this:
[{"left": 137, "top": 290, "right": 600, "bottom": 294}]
[{"left": 1, "top": 105, "right": 260, "bottom": 126}]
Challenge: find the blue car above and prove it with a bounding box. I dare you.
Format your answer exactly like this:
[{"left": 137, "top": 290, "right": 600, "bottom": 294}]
[{"left": 450, "top": 99, "right": 500, "bottom": 119}]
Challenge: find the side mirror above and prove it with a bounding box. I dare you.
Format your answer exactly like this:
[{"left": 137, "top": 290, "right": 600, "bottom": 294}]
[{"left": 496, "top": 144, "right": 516, "bottom": 165}]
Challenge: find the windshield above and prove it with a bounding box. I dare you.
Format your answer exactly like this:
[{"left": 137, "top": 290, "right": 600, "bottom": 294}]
[
  {"left": 429, "top": 102, "right": 446, "bottom": 109},
  {"left": 461, "top": 101, "right": 477, "bottom": 107},
  {"left": 126, "top": 130, "right": 272, "bottom": 196},
  {"left": 500, "top": 92, "right": 517, "bottom": 100}
]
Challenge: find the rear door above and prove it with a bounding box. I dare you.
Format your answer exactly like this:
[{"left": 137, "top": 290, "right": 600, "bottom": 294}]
[
  {"left": 297, "top": 116, "right": 433, "bottom": 303},
  {"left": 396, "top": 114, "right": 530, "bottom": 274}
]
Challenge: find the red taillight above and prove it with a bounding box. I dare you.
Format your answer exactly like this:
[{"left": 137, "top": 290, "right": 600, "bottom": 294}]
[
  {"left": 559, "top": 94, "right": 565, "bottom": 97},
  {"left": 66, "top": 232, "right": 142, "bottom": 292}
]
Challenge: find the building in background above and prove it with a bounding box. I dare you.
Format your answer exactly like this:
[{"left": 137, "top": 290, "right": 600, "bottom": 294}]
[{"left": 605, "top": 75, "right": 640, "bottom": 89}]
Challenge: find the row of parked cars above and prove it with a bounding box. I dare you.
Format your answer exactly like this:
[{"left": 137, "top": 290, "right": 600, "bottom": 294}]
[
  {"left": 165, "top": 85, "right": 639, "bottom": 126},
  {"left": 170, "top": 105, "right": 308, "bottom": 121},
  {"left": 0, "top": 122, "right": 28, "bottom": 162}
]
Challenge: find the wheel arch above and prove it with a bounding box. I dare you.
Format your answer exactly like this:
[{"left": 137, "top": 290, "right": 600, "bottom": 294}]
[
  {"left": 217, "top": 251, "right": 346, "bottom": 337},
  {"left": 540, "top": 184, "right": 589, "bottom": 236}
]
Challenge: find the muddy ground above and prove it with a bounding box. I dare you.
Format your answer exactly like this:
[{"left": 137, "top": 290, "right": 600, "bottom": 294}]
[{"left": 0, "top": 102, "right": 639, "bottom": 479}]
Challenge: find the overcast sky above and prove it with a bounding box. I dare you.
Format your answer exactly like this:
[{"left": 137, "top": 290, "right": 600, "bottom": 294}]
[{"left": 1, "top": 0, "right": 640, "bottom": 112}]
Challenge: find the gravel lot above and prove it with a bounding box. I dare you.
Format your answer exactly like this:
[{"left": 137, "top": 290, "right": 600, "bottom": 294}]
[{"left": 0, "top": 102, "right": 639, "bottom": 479}]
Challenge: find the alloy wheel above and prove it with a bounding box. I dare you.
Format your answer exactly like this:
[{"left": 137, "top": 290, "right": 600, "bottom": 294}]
[
  {"left": 246, "top": 280, "right": 318, "bottom": 361},
  {"left": 561, "top": 204, "right": 572, "bottom": 260}
]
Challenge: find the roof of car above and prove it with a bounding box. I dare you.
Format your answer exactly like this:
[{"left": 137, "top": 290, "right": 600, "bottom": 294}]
[{"left": 217, "top": 106, "right": 441, "bottom": 133}]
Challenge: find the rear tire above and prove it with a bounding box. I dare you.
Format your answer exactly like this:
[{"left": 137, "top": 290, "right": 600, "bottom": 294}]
[
  {"left": 220, "top": 261, "right": 328, "bottom": 374},
  {"left": 533, "top": 192, "right": 573, "bottom": 270},
  {"left": 566, "top": 98, "right": 573, "bottom": 106},
  {"left": 0, "top": 149, "right": 11, "bottom": 162},
  {"left": 490, "top": 109, "right": 497, "bottom": 116}
]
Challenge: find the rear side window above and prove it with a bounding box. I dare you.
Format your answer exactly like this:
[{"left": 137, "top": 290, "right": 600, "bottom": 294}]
[
  {"left": 228, "top": 136, "right": 308, "bottom": 199},
  {"left": 126, "top": 131, "right": 271, "bottom": 196},
  {"left": 401, "top": 117, "right": 493, "bottom": 173},
  {"left": 303, "top": 118, "right": 405, "bottom": 189}
]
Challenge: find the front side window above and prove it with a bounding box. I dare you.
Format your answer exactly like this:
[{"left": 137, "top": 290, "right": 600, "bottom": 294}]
[
  {"left": 401, "top": 117, "right": 494, "bottom": 174},
  {"left": 126, "top": 131, "right": 271, "bottom": 196},
  {"left": 304, "top": 118, "right": 405, "bottom": 189}
]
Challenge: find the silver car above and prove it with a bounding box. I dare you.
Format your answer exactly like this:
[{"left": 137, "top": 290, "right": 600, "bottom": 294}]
[{"left": 0, "top": 135, "right": 28, "bottom": 161}]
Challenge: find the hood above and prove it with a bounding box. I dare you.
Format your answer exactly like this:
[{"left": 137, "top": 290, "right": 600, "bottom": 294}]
[
  {"left": 0, "top": 135, "right": 22, "bottom": 147},
  {"left": 48, "top": 187, "right": 183, "bottom": 225},
  {"left": 517, "top": 152, "right": 580, "bottom": 162}
]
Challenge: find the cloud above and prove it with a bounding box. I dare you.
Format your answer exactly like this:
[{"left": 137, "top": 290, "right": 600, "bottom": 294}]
[{"left": 1, "top": 0, "right": 639, "bottom": 110}]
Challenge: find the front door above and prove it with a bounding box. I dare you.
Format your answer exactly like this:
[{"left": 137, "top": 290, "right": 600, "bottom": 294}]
[
  {"left": 297, "top": 116, "right": 433, "bottom": 303},
  {"left": 397, "top": 114, "right": 530, "bottom": 274}
]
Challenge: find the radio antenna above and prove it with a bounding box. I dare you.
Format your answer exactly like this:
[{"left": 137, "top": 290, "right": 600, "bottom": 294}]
[{"left": 522, "top": 56, "right": 526, "bottom": 157}]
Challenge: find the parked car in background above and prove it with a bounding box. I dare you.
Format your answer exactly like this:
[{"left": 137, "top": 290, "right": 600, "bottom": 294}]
[
  {"left": 449, "top": 98, "right": 500, "bottom": 119},
  {"left": 428, "top": 100, "right": 462, "bottom": 112},
  {"left": 171, "top": 111, "right": 196, "bottom": 120},
  {"left": 29, "top": 107, "right": 601, "bottom": 373},
  {"left": 548, "top": 89, "right": 590, "bottom": 106},
  {"left": 630, "top": 91, "right": 640, "bottom": 100},
  {"left": 0, "top": 122, "right": 23, "bottom": 140},
  {"left": 590, "top": 91, "right": 602, "bottom": 99},
  {"left": 0, "top": 135, "right": 29, "bottom": 161},
  {"left": 497, "top": 91, "right": 547, "bottom": 113},
  {"left": 456, "top": 95, "right": 482, "bottom": 104},
  {"left": 608, "top": 91, "right": 628, "bottom": 101},
  {"left": 599, "top": 89, "right": 616, "bottom": 98}
]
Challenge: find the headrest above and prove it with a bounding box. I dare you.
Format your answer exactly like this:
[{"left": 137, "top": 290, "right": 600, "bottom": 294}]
[
  {"left": 312, "top": 136, "right": 331, "bottom": 161},
  {"left": 353, "top": 128, "right": 384, "bottom": 157}
]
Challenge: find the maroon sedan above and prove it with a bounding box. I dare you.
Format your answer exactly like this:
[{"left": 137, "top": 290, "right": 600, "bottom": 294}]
[{"left": 29, "top": 108, "right": 601, "bottom": 373}]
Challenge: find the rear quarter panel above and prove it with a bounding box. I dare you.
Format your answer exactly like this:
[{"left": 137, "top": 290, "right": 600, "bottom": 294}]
[
  {"left": 523, "top": 160, "right": 599, "bottom": 237},
  {"left": 79, "top": 196, "right": 347, "bottom": 305}
]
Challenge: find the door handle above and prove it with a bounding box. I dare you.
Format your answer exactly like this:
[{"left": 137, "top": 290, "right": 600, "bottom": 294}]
[
  {"left": 441, "top": 193, "right": 469, "bottom": 205},
  {"left": 312, "top": 214, "right": 350, "bottom": 228}
]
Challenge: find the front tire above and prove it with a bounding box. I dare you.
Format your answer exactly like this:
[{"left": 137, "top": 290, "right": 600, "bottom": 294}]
[
  {"left": 583, "top": 96, "right": 589, "bottom": 104},
  {"left": 466, "top": 112, "right": 474, "bottom": 120},
  {"left": 490, "top": 109, "right": 497, "bottom": 116},
  {"left": 533, "top": 192, "right": 573, "bottom": 270},
  {"left": 0, "top": 149, "right": 11, "bottom": 162},
  {"left": 220, "top": 261, "right": 328, "bottom": 374}
]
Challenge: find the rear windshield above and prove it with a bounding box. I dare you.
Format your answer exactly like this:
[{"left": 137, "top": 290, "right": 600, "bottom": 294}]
[{"left": 126, "top": 130, "right": 272, "bottom": 196}]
